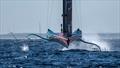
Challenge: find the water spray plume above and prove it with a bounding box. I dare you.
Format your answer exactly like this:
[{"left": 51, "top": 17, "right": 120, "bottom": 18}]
[
  {"left": 21, "top": 44, "right": 29, "bottom": 52},
  {"left": 83, "top": 34, "right": 110, "bottom": 51},
  {"left": 62, "top": 34, "right": 110, "bottom": 51}
]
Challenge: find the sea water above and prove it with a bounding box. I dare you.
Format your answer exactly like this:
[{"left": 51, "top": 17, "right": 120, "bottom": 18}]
[{"left": 0, "top": 35, "right": 120, "bottom": 68}]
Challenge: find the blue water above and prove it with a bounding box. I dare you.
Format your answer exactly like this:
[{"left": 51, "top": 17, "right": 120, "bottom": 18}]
[{"left": 0, "top": 39, "right": 120, "bottom": 68}]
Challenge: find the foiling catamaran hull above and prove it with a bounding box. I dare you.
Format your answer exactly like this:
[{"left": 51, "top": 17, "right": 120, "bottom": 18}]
[
  {"left": 11, "top": 0, "right": 101, "bottom": 51},
  {"left": 26, "top": 29, "right": 101, "bottom": 51}
]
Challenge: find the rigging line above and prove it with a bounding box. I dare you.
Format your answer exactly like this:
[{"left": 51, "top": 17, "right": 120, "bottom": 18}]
[
  {"left": 49, "top": 0, "right": 56, "bottom": 30},
  {"left": 78, "top": 0, "right": 81, "bottom": 29},
  {"left": 61, "top": 0, "right": 63, "bottom": 32},
  {"left": 39, "top": 22, "right": 41, "bottom": 34},
  {"left": 74, "top": 0, "right": 81, "bottom": 29},
  {"left": 47, "top": 0, "right": 52, "bottom": 30},
  {"left": 56, "top": 0, "right": 62, "bottom": 32},
  {"left": 56, "top": 0, "right": 58, "bottom": 30},
  {"left": 38, "top": 1, "right": 42, "bottom": 33},
  {"left": 46, "top": 0, "right": 49, "bottom": 30},
  {"left": 77, "top": 0, "right": 80, "bottom": 29},
  {"left": 39, "top": 6, "right": 41, "bottom": 34},
  {"left": 80, "top": 0, "right": 83, "bottom": 29},
  {"left": 73, "top": 0, "right": 77, "bottom": 30}
]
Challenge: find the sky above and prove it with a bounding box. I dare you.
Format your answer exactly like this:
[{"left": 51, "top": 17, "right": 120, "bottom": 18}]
[{"left": 0, "top": 0, "right": 120, "bottom": 34}]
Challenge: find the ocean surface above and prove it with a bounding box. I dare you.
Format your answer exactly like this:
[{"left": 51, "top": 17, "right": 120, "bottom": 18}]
[{"left": 0, "top": 34, "right": 120, "bottom": 68}]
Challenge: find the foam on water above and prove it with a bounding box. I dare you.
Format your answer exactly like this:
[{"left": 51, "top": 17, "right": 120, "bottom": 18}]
[
  {"left": 62, "top": 34, "right": 111, "bottom": 51},
  {"left": 83, "top": 34, "right": 110, "bottom": 51},
  {"left": 20, "top": 44, "right": 29, "bottom": 52},
  {"left": 62, "top": 41, "right": 96, "bottom": 51}
]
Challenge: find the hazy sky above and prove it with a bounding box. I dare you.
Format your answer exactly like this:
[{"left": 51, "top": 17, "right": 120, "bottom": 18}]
[{"left": 0, "top": 0, "right": 120, "bottom": 34}]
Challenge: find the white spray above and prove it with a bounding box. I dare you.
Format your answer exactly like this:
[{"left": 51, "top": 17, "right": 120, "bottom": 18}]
[
  {"left": 21, "top": 44, "right": 29, "bottom": 52},
  {"left": 62, "top": 34, "right": 110, "bottom": 51}
]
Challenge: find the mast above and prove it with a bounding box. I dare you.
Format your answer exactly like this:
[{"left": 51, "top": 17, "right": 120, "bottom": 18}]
[{"left": 62, "top": 0, "right": 72, "bottom": 37}]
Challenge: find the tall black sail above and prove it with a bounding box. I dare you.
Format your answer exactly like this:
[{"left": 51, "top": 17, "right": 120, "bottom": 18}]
[{"left": 62, "top": 0, "right": 72, "bottom": 37}]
